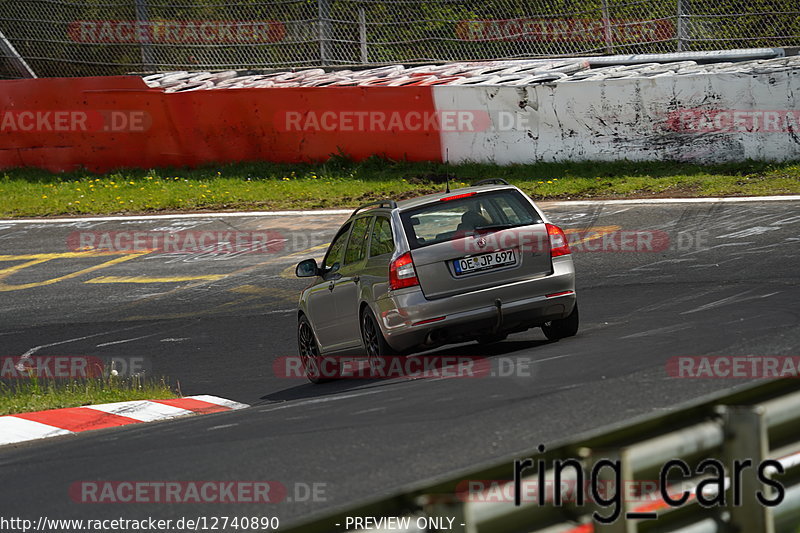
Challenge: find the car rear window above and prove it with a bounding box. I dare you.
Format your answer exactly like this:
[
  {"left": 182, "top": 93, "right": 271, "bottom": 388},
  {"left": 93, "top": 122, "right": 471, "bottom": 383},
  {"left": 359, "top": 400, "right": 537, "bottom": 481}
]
[{"left": 400, "top": 189, "right": 542, "bottom": 249}]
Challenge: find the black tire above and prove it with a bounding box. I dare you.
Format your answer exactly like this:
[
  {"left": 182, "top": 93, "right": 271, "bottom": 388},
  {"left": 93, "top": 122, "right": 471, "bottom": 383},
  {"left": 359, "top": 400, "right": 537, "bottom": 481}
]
[
  {"left": 297, "top": 314, "right": 338, "bottom": 384},
  {"left": 360, "top": 308, "right": 396, "bottom": 375},
  {"left": 541, "top": 302, "right": 579, "bottom": 341}
]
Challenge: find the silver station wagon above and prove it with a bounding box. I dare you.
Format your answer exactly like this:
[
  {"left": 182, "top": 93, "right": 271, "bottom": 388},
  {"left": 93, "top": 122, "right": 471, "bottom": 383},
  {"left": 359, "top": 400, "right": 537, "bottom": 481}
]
[{"left": 295, "top": 179, "right": 578, "bottom": 382}]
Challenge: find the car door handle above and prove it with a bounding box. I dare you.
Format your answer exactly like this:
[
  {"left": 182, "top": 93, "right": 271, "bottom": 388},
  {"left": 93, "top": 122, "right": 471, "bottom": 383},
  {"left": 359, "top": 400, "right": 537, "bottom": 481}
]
[{"left": 353, "top": 275, "right": 360, "bottom": 284}]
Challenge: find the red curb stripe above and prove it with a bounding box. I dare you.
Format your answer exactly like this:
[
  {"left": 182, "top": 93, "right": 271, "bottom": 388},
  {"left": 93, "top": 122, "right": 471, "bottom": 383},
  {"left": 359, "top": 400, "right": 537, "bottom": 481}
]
[
  {"left": 15, "top": 407, "right": 140, "bottom": 432},
  {"left": 151, "top": 398, "right": 231, "bottom": 414}
]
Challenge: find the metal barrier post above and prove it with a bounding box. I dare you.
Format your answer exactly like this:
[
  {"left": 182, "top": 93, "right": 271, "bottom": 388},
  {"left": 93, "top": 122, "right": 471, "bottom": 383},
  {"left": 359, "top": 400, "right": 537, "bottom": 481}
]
[
  {"left": 134, "top": 0, "right": 155, "bottom": 72},
  {"left": 725, "top": 405, "right": 774, "bottom": 533},
  {"left": 318, "top": 0, "right": 332, "bottom": 65},
  {"left": 358, "top": 5, "right": 368, "bottom": 64},
  {"left": 676, "top": 0, "right": 686, "bottom": 51},
  {"left": 601, "top": 0, "right": 613, "bottom": 55}
]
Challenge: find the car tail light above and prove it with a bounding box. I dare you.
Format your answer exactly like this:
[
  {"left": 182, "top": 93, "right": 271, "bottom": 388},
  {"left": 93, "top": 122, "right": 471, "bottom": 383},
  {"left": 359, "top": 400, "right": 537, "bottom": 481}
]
[
  {"left": 389, "top": 252, "right": 420, "bottom": 290},
  {"left": 546, "top": 223, "right": 571, "bottom": 257},
  {"left": 439, "top": 192, "right": 476, "bottom": 202}
]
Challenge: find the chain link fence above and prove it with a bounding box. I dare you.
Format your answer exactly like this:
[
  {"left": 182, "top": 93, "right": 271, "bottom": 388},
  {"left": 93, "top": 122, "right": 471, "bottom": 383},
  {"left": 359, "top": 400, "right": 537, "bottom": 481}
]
[{"left": 1, "top": 0, "right": 799, "bottom": 78}]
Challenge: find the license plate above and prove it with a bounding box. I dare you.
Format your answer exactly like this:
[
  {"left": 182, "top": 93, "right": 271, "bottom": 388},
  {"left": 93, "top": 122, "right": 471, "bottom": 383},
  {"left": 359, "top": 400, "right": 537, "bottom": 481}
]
[{"left": 453, "top": 250, "right": 517, "bottom": 275}]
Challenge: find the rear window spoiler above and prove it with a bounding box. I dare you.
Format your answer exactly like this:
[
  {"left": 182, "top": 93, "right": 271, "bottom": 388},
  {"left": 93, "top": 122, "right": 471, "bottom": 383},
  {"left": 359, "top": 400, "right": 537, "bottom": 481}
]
[{"left": 351, "top": 200, "right": 398, "bottom": 217}]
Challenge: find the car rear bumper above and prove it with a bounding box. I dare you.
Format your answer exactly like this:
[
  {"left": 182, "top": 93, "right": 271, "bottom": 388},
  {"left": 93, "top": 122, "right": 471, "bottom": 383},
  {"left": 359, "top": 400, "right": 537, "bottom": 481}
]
[{"left": 375, "top": 255, "right": 576, "bottom": 352}]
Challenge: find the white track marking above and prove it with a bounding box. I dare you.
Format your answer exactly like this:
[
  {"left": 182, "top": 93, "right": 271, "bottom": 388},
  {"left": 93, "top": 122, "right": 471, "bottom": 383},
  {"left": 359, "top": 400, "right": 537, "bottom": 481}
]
[
  {"left": 534, "top": 353, "right": 580, "bottom": 364},
  {"left": 1, "top": 210, "right": 352, "bottom": 224},
  {"left": 15, "top": 324, "right": 153, "bottom": 372},
  {"left": 550, "top": 195, "right": 800, "bottom": 206},
  {"left": 256, "top": 388, "right": 388, "bottom": 413},
  {"left": 207, "top": 423, "right": 239, "bottom": 431},
  {"left": 19, "top": 324, "right": 152, "bottom": 358},
  {"left": 96, "top": 333, "right": 161, "bottom": 347},
  {"left": 681, "top": 290, "right": 781, "bottom": 315},
  {"left": 621, "top": 323, "right": 693, "bottom": 339},
  {"left": 1, "top": 196, "right": 799, "bottom": 225},
  {"left": 717, "top": 226, "right": 782, "bottom": 239}
]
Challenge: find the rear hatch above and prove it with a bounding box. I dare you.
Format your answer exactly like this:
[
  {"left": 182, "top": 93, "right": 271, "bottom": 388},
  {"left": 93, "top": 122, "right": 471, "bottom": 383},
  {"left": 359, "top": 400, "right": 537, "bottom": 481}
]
[{"left": 400, "top": 189, "right": 552, "bottom": 300}]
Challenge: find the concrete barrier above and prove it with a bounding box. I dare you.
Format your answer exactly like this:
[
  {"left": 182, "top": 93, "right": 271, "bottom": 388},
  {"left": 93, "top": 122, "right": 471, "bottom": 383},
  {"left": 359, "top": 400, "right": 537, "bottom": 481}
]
[
  {"left": 435, "top": 67, "right": 800, "bottom": 163},
  {"left": 0, "top": 54, "right": 798, "bottom": 172}
]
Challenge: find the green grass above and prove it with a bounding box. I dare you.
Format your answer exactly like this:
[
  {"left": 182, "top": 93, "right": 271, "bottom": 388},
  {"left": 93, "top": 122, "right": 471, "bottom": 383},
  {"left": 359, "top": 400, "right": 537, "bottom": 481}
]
[
  {"left": 0, "top": 375, "right": 177, "bottom": 416},
  {"left": 1, "top": 157, "right": 799, "bottom": 217}
]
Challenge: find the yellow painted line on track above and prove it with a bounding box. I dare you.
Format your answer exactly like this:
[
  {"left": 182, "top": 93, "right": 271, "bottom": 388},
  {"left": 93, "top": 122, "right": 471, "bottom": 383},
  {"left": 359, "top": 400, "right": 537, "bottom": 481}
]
[
  {"left": 0, "top": 252, "right": 148, "bottom": 292},
  {"left": 0, "top": 251, "right": 135, "bottom": 261},
  {"left": 85, "top": 275, "right": 226, "bottom": 284},
  {"left": 565, "top": 225, "right": 621, "bottom": 246}
]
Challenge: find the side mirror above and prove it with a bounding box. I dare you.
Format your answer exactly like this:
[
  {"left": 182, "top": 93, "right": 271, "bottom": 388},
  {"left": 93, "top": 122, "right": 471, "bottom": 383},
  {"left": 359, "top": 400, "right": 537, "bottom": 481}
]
[{"left": 295, "top": 258, "right": 319, "bottom": 278}]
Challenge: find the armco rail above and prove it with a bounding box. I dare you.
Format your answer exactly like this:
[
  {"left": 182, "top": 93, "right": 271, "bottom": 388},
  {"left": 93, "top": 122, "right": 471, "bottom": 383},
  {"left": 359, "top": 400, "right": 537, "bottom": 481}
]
[{"left": 283, "top": 379, "right": 800, "bottom": 533}]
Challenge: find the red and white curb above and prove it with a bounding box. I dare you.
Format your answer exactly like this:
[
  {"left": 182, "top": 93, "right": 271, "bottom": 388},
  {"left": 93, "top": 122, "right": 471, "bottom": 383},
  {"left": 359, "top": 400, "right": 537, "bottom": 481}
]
[{"left": 0, "top": 395, "right": 248, "bottom": 446}]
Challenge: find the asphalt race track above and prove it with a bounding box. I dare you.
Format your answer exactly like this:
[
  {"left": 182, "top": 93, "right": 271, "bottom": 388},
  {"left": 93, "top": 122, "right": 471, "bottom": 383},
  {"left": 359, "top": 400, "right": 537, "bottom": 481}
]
[{"left": 1, "top": 200, "right": 799, "bottom": 528}]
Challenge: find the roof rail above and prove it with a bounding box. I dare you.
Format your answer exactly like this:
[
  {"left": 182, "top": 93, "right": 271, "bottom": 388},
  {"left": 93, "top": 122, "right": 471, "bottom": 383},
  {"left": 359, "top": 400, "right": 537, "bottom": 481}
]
[
  {"left": 472, "top": 178, "right": 510, "bottom": 187},
  {"left": 350, "top": 200, "right": 398, "bottom": 217}
]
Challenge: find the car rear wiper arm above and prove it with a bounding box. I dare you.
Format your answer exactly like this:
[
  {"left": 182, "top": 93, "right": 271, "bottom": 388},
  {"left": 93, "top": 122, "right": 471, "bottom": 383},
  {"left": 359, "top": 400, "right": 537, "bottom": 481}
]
[{"left": 473, "top": 223, "right": 521, "bottom": 232}]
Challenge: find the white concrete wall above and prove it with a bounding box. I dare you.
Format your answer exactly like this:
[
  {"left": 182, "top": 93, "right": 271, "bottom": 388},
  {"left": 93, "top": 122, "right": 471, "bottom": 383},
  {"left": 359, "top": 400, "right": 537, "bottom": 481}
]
[{"left": 434, "top": 69, "right": 800, "bottom": 163}]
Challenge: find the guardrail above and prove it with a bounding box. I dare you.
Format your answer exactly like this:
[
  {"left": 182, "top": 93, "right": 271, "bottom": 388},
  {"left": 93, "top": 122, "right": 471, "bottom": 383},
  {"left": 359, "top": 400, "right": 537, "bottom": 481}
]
[{"left": 283, "top": 379, "right": 800, "bottom": 533}]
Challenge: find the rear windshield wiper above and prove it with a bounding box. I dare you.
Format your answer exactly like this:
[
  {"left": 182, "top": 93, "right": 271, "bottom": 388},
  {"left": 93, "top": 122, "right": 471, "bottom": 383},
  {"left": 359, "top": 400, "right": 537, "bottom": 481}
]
[{"left": 473, "top": 223, "right": 523, "bottom": 232}]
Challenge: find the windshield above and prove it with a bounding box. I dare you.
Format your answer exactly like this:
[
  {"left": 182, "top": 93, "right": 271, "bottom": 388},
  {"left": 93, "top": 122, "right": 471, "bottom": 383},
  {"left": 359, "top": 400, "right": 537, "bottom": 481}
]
[{"left": 400, "top": 189, "right": 542, "bottom": 249}]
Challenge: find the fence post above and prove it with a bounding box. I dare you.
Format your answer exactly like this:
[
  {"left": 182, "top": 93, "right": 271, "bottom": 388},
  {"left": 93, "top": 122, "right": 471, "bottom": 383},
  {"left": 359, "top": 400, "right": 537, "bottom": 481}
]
[
  {"left": 676, "top": 0, "right": 685, "bottom": 51},
  {"left": 358, "top": 5, "right": 368, "bottom": 64},
  {"left": 600, "top": 0, "right": 613, "bottom": 55},
  {"left": 134, "top": 0, "right": 155, "bottom": 71},
  {"left": 318, "top": 0, "right": 331, "bottom": 65},
  {"left": 724, "top": 406, "right": 775, "bottom": 533}
]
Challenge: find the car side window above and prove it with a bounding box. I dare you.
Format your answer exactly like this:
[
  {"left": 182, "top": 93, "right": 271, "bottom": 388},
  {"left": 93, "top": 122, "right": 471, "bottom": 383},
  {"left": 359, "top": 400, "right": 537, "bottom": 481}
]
[
  {"left": 344, "top": 217, "right": 371, "bottom": 265},
  {"left": 323, "top": 222, "right": 351, "bottom": 272},
  {"left": 369, "top": 217, "right": 394, "bottom": 257}
]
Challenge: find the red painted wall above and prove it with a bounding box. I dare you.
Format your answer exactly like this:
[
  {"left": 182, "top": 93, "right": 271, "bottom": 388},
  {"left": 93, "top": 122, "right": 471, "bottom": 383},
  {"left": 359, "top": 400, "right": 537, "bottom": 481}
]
[{"left": 0, "top": 76, "right": 442, "bottom": 172}]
